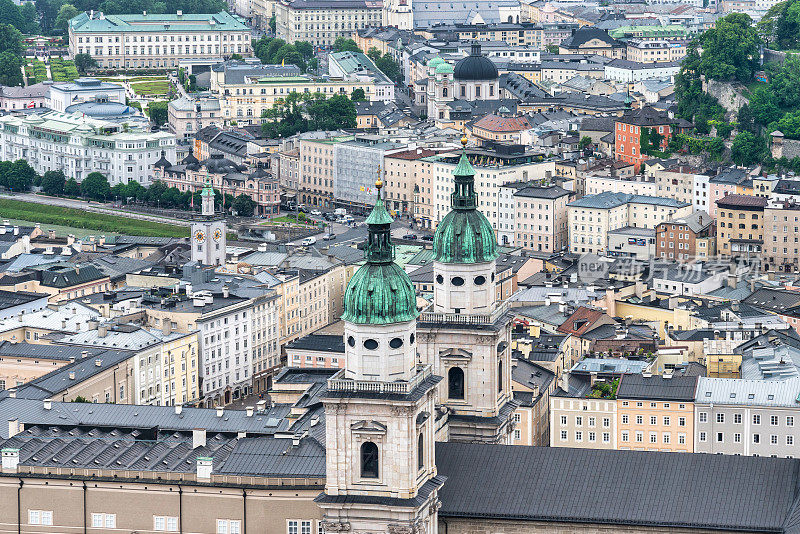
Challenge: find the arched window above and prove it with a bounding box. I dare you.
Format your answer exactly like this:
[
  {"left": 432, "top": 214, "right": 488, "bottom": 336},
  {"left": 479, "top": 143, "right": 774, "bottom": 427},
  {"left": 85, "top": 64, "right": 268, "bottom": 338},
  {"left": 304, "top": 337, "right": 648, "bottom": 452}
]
[
  {"left": 498, "top": 360, "right": 503, "bottom": 393},
  {"left": 418, "top": 433, "right": 424, "bottom": 470},
  {"left": 442, "top": 87, "right": 448, "bottom": 98},
  {"left": 448, "top": 367, "right": 464, "bottom": 399},
  {"left": 360, "top": 442, "right": 379, "bottom": 478}
]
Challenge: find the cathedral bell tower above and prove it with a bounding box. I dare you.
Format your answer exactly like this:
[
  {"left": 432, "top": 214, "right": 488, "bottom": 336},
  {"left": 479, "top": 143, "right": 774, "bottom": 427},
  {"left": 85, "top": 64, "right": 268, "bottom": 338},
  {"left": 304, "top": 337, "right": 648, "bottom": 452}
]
[
  {"left": 317, "top": 178, "right": 443, "bottom": 534},
  {"left": 417, "top": 137, "right": 517, "bottom": 444},
  {"left": 190, "top": 174, "right": 227, "bottom": 267}
]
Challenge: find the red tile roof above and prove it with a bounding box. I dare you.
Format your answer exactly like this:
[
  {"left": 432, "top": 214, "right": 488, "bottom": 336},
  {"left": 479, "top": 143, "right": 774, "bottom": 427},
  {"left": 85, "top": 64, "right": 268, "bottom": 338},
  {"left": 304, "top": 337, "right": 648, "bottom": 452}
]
[
  {"left": 557, "top": 306, "right": 607, "bottom": 336},
  {"left": 473, "top": 114, "right": 531, "bottom": 133}
]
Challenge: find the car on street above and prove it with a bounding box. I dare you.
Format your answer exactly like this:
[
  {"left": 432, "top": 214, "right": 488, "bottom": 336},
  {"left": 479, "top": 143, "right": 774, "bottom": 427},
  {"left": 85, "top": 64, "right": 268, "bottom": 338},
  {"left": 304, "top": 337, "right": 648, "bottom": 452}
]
[
  {"left": 300, "top": 237, "right": 317, "bottom": 246},
  {"left": 403, "top": 234, "right": 418, "bottom": 240},
  {"left": 421, "top": 235, "right": 434, "bottom": 241},
  {"left": 323, "top": 233, "right": 336, "bottom": 240},
  {"left": 311, "top": 209, "right": 322, "bottom": 216}
]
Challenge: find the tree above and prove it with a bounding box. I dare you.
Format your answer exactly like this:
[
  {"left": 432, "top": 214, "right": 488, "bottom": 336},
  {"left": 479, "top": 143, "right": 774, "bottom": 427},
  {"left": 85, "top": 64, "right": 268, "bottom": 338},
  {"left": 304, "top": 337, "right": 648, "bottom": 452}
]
[
  {"left": 1, "top": 159, "right": 37, "bottom": 191},
  {"left": 0, "top": 51, "right": 22, "bottom": 86},
  {"left": 0, "top": 23, "right": 22, "bottom": 56},
  {"left": 731, "top": 131, "right": 767, "bottom": 165},
  {"left": 230, "top": 53, "right": 243, "bottom": 60},
  {"left": 578, "top": 136, "right": 592, "bottom": 150},
  {"left": 74, "top": 52, "right": 97, "bottom": 74},
  {"left": 147, "top": 100, "right": 169, "bottom": 127},
  {"left": 41, "top": 170, "right": 66, "bottom": 196},
  {"left": 54, "top": 3, "right": 78, "bottom": 34},
  {"left": 64, "top": 177, "right": 80, "bottom": 197},
  {"left": 188, "top": 74, "right": 196, "bottom": 91},
  {"left": 333, "top": 37, "right": 361, "bottom": 53},
  {"left": 367, "top": 47, "right": 382, "bottom": 62},
  {"left": 545, "top": 44, "right": 559, "bottom": 54},
  {"left": 307, "top": 57, "right": 319, "bottom": 73},
  {"left": 294, "top": 41, "right": 313, "bottom": 59},
  {"left": 268, "top": 14, "right": 276, "bottom": 34},
  {"left": 232, "top": 194, "right": 255, "bottom": 216},
  {"left": 351, "top": 87, "right": 366, "bottom": 101},
  {"left": 697, "top": 13, "right": 761, "bottom": 82},
  {"left": 81, "top": 171, "right": 110, "bottom": 200},
  {"left": 18, "top": 2, "right": 39, "bottom": 34},
  {"left": 375, "top": 53, "right": 401, "bottom": 83}
]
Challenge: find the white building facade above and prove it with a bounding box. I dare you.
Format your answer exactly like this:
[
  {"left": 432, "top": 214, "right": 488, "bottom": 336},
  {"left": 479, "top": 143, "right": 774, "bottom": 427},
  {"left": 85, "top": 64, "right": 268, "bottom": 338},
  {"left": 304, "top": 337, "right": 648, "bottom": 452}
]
[{"left": 0, "top": 111, "right": 175, "bottom": 186}]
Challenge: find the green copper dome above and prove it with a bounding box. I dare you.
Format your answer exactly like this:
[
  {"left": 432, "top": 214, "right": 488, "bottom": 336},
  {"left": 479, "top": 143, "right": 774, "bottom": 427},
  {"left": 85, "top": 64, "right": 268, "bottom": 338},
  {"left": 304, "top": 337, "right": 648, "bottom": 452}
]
[
  {"left": 433, "top": 150, "right": 498, "bottom": 264},
  {"left": 342, "top": 184, "right": 418, "bottom": 325}
]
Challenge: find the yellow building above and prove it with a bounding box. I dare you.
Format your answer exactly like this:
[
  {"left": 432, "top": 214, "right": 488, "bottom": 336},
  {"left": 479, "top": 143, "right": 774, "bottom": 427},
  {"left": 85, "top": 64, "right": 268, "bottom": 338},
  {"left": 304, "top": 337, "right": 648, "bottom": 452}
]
[{"left": 616, "top": 373, "right": 697, "bottom": 452}]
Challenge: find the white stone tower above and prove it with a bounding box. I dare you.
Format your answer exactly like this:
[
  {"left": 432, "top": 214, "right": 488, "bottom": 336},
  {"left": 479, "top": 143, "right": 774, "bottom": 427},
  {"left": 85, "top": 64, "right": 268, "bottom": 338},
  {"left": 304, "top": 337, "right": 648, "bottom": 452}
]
[
  {"left": 190, "top": 174, "right": 227, "bottom": 267},
  {"left": 318, "top": 179, "right": 442, "bottom": 534},
  {"left": 417, "top": 138, "right": 516, "bottom": 444}
]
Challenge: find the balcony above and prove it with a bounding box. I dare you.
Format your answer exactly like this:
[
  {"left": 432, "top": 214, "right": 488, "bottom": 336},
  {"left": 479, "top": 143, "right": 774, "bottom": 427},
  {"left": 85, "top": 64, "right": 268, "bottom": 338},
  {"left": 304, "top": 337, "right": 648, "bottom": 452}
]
[
  {"left": 327, "top": 364, "right": 432, "bottom": 395},
  {"left": 418, "top": 300, "right": 510, "bottom": 327}
]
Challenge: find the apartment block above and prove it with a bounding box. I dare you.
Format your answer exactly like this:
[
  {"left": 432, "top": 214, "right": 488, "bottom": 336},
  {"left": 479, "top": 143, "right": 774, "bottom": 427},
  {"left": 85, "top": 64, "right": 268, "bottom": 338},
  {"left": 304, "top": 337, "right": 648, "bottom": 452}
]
[{"left": 617, "top": 373, "right": 697, "bottom": 452}]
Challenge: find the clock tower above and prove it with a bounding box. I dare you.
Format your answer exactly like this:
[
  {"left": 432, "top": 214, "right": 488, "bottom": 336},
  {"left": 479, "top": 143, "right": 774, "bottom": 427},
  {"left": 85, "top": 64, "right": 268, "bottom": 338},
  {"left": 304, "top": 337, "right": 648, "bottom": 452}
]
[{"left": 190, "top": 174, "right": 227, "bottom": 266}]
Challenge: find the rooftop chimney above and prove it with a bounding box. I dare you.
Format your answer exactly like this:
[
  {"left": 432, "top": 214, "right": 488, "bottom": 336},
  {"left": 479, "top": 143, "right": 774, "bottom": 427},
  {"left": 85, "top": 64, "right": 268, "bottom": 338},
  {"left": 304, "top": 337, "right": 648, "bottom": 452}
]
[
  {"left": 246, "top": 406, "right": 254, "bottom": 417},
  {"left": 97, "top": 324, "right": 108, "bottom": 337},
  {"left": 175, "top": 404, "right": 183, "bottom": 415},
  {"left": 216, "top": 407, "right": 224, "bottom": 418},
  {"left": 68, "top": 372, "right": 75, "bottom": 380},
  {"left": 192, "top": 428, "right": 206, "bottom": 449},
  {"left": 81, "top": 350, "right": 89, "bottom": 359},
  {"left": 43, "top": 399, "right": 51, "bottom": 410},
  {"left": 256, "top": 399, "right": 267, "bottom": 412},
  {"left": 7, "top": 419, "right": 20, "bottom": 438},
  {"left": 196, "top": 457, "right": 213, "bottom": 481},
  {"left": 94, "top": 359, "right": 102, "bottom": 367},
  {"left": 1, "top": 448, "right": 19, "bottom": 472},
  {"left": 222, "top": 286, "right": 229, "bottom": 298}
]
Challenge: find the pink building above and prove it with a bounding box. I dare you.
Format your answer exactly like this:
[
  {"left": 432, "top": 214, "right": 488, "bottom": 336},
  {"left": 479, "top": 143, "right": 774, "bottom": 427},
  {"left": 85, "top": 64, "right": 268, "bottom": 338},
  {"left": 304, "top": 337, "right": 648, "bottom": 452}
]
[
  {"left": 153, "top": 153, "right": 279, "bottom": 216},
  {"left": 285, "top": 334, "right": 345, "bottom": 369},
  {"left": 707, "top": 168, "right": 752, "bottom": 218}
]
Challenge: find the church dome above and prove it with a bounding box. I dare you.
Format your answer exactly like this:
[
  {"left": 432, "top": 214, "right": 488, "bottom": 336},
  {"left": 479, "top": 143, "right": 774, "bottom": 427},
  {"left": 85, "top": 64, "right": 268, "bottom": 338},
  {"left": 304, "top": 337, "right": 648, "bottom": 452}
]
[
  {"left": 435, "top": 62, "right": 454, "bottom": 74},
  {"left": 342, "top": 183, "right": 418, "bottom": 325},
  {"left": 454, "top": 43, "right": 498, "bottom": 82},
  {"left": 433, "top": 144, "right": 498, "bottom": 264},
  {"left": 428, "top": 56, "right": 444, "bottom": 69}
]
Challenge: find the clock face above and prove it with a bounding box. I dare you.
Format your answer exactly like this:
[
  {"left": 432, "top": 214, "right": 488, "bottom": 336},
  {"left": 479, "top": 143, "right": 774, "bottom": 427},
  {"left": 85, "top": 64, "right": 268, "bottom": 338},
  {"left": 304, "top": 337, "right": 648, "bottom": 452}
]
[
  {"left": 194, "top": 230, "right": 205, "bottom": 243},
  {"left": 213, "top": 228, "right": 222, "bottom": 241}
]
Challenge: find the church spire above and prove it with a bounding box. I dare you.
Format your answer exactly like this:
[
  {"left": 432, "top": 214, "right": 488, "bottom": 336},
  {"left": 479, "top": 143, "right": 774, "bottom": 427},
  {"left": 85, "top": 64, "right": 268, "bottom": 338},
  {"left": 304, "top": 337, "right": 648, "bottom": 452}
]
[
  {"left": 363, "top": 170, "right": 395, "bottom": 264},
  {"left": 451, "top": 135, "right": 478, "bottom": 211},
  {"left": 201, "top": 173, "right": 215, "bottom": 217}
]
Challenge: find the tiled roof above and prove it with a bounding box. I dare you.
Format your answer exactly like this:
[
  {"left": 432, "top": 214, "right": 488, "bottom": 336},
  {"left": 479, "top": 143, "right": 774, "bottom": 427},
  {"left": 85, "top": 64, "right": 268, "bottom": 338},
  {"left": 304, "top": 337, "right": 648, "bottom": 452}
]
[
  {"left": 616, "top": 373, "right": 698, "bottom": 401},
  {"left": 557, "top": 306, "right": 607, "bottom": 336},
  {"left": 472, "top": 114, "right": 531, "bottom": 133},
  {"left": 436, "top": 442, "right": 800, "bottom": 531},
  {"left": 715, "top": 194, "right": 768, "bottom": 209}
]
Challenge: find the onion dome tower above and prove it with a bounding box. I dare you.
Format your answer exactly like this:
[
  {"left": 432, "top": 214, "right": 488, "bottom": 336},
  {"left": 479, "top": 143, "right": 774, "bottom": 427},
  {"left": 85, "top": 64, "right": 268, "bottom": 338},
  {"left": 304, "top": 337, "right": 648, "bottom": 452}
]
[
  {"left": 417, "top": 137, "right": 516, "bottom": 444},
  {"left": 319, "top": 178, "right": 442, "bottom": 534}
]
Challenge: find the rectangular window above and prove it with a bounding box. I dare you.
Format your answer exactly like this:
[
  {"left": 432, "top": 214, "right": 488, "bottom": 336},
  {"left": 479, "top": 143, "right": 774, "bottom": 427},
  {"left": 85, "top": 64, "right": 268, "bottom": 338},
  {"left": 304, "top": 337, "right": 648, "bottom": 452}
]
[
  {"left": 754, "top": 434, "right": 760, "bottom": 443},
  {"left": 560, "top": 430, "right": 567, "bottom": 440},
  {"left": 679, "top": 417, "right": 686, "bottom": 426},
  {"left": 650, "top": 416, "right": 657, "bottom": 425},
  {"left": 716, "top": 413, "right": 725, "bottom": 423},
  {"left": 575, "top": 431, "right": 583, "bottom": 441},
  {"left": 771, "top": 415, "right": 779, "bottom": 426},
  {"left": 754, "top": 414, "right": 761, "bottom": 425},
  {"left": 699, "top": 431, "right": 707, "bottom": 442},
  {"left": 622, "top": 431, "right": 629, "bottom": 442},
  {"left": 663, "top": 433, "right": 670, "bottom": 444},
  {"left": 288, "top": 520, "right": 299, "bottom": 534},
  {"left": 636, "top": 415, "right": 643, "bottom": 425},
  {"left": 789, "top": 417, "right": 795, "bottom": 427},
  {"left": 92, "top": 514, "right": 103, "bottom": 528},
  {"left": 699, "top": 412, "right": 707, "bottom": 423},
  {"left": 717, "top": 432, "right": 724, "bottom": 443},
  {"left": 663, "top": 416, "right": 670, "bottom": 426},
  {"left": 603, "top": 418, "right": 610, "bottom": 428},
  {"left": 650, "top": 432, "right": 657, "bottom": 443},
  {"left": 155, "top": 517, "right": 166, "bottom": 531},
  {"left": 678, "top": 434, "right": 686, "bottom": 444},
  {"left": 602, "top": 432, "right": 610, "bottom": 442},
  {"left": 635, "top": 431, "right": 643, "bottom": 442},
  {"left": 735, "top": 433, "right": 741, "bottom": 443},
  {"left": 622, "top": 414, "right": 629, "bottom": 424},
  {"left": 789, "top": 436, "right": 795, "bottom": 445},
  {"left": 560, "top": 415, "right": 567, "bottom": 425},
  {"left": 734, "top": 413, "right": 742, "bottom": 424},
  {"left": 588, "top": 431, "right": 596, "bottom": 442}
]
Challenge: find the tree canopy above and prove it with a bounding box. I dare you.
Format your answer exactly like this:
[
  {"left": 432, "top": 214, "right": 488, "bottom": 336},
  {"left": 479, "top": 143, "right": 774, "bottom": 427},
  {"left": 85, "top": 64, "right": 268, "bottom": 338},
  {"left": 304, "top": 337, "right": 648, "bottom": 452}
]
[
  {"left": 253, "top": 36, "right": 315, "bottom": 72},
  {"left": 147, "top": 101, "right": 169, "bottom": 127},
  {"left": 81, "top": 172, "right": 111, "bottom": 201},
  {"left": 697, "top": 13, "right": 761, "bottom": 82},
  {"left": 0, "top": 51, "right": 23, "bottom": 86},
  {"left": 260, "top": 92, "right": 356, "bottom": 138},
  {"left": 333, "top": 37, "right": 361, "bottom": 53}
]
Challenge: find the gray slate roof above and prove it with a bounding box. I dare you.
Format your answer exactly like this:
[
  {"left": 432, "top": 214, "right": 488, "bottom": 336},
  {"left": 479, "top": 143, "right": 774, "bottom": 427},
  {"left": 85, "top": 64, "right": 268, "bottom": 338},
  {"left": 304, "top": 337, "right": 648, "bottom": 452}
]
[
  {"left": 616, "top": 373, "right": 698, "bottom": 401},
  {"left": 436, "top": 442, "right": 800, "bottom": 532}
]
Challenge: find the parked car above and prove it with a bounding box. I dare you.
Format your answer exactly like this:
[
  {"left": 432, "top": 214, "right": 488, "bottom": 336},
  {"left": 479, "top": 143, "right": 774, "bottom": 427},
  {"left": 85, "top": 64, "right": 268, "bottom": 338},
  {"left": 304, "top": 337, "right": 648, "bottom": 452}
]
[
  {"left": 311, "top": 209, "right": 322, "bottom": 216},
  {"left": 421, "top": 235, "right": 434, "bottom": 241},
  {"left": 403, "top": 234, "right": 418, "bottom": 240},
  {"left": 300, "top": 237, "right": 317, "bottom": 246}
]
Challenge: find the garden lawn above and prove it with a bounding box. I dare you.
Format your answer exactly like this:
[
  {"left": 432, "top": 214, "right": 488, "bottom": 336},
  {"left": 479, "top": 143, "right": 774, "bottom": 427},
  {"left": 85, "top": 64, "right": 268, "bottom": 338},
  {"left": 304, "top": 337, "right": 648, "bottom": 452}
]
[
  {"left": 131, "top": 80, "right": 171, "bottom": 96},
  {"left": 0, "top": 199, "right": 186, "bottom": 238}
]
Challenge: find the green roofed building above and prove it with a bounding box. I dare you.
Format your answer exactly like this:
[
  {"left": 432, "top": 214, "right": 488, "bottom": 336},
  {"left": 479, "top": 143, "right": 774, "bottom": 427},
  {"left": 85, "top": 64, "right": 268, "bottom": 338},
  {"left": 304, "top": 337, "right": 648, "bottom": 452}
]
[{"left": 68, "top": 11, "right": 252, "bottom": 70}]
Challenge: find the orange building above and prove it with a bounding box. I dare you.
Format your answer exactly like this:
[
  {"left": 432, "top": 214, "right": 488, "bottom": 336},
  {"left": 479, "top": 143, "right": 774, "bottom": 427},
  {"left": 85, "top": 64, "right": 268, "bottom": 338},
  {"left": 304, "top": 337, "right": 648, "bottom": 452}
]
[
  {"left": 614, "top": 108, "right": 674, "bottom": 173},
  {"left": 616, "top": 373, "right": 698, "bottom": 452}
]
